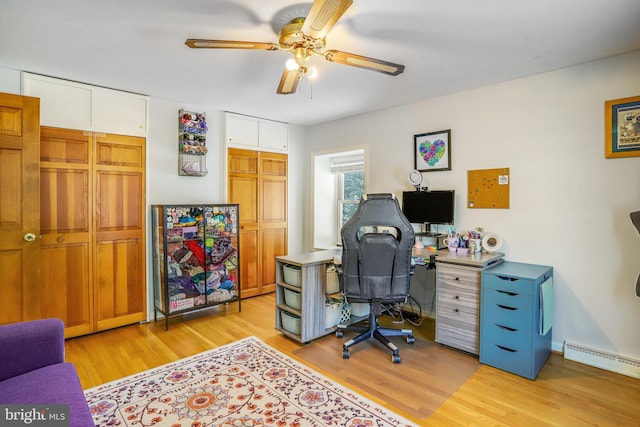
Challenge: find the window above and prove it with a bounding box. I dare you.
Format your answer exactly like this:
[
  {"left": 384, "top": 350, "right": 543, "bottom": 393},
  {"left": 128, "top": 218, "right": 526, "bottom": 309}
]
[
  {"left": 312, "top": 147, "right": 366, "bottom": 250},
  {"left": 333, "top": 155, "right": 365, "bottom": 237},
  {"left": 338, "top": 170, "right": 364, "bottom": 228}
]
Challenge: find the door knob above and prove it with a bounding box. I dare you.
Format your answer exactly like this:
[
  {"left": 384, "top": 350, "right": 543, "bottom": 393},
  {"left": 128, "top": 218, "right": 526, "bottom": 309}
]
[{"left": 24, "top": 233, "right": 37, "bottom": 242}]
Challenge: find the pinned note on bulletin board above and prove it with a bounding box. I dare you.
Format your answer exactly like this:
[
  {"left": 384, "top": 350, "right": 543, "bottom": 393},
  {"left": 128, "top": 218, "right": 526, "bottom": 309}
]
[{"left": 467, "top": 168, "right": 510, "bottom": 208}]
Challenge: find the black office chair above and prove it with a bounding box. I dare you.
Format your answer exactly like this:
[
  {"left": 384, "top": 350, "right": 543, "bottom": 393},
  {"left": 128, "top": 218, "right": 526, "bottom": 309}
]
[
  {"left": 631, "top": 211, "right": 640, "bottom": 297},
  {"left": 336, "top": 193, "right": 415, "bottom": 363}
]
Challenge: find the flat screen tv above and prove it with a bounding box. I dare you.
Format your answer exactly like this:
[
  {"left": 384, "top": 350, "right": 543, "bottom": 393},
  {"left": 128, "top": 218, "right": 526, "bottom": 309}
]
[{"left": 402, "top": 190, "right": 455, "bottom": 225}]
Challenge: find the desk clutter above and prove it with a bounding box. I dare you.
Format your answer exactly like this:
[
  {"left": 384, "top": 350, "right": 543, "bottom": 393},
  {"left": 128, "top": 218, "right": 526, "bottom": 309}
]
[{"left": 436, "top": 227, "right": 503, "bottom": 254}]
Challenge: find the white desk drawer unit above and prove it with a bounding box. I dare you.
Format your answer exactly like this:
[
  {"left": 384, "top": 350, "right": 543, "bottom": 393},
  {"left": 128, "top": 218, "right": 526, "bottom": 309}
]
[{"left": 480, "top": 262, "right": 553, "bottom": 380}]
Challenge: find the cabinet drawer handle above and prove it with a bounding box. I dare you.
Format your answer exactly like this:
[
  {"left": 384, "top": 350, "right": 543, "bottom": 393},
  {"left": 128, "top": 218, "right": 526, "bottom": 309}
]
[
  {"left": 497, "top": 324, "right": 517, "bottom": 332},
  {"left": 455, "top": 277, "right": 460, "bottom": 281},
  {"left": 497, "top": 304, "right": 517, "bottom": 311},
  {"left": 497, "top": 275, "right": 518, "bottom": 282},
  {"left": 497, "top": 290, "right": 518, "bottom": 296},
  {"left": 454, "top": 295, "right": 459, "bottom": 300},
  {"left": 496, "top": 344, "right": 517, "bottom": 353},
  {"left": 453, "top": 308, "right": 459, "bottom": 313}
]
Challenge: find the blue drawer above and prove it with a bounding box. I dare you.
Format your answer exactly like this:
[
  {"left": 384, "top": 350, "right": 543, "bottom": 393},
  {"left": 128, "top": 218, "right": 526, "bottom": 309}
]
[
  {"left": 482, "top": 288, "right": 533, "bottom": 332},
  {"left": 480, "top": 322, "right": 533, "bottom": 378},
  {"left": 482, "top": 274, "right": 534, "bottom": 295}
]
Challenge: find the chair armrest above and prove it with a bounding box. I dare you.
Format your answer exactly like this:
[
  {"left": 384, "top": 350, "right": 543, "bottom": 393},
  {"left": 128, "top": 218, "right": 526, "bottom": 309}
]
[{"left": 0, "top": 318, "right": 65, "bottom": 382}]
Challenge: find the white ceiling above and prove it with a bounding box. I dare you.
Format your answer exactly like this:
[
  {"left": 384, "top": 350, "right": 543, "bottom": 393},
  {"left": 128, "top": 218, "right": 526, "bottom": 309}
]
[{"left": 1, "top": 0, "right": 640, "bottom": 126}]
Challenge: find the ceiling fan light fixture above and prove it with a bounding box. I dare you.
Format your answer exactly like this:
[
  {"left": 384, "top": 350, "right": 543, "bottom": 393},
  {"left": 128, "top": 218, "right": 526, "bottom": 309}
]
[
  {"left": 186, "top": 0, "right": 404, "bottom": 95},
  {"left": 285, "top": 58, "right": 300, "bottom": 71}
]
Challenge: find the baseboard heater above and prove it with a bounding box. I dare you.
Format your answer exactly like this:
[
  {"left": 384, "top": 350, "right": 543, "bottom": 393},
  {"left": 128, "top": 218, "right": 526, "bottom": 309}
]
[{"left": 564, "top": 342, "right": 640, "bottom": 379}]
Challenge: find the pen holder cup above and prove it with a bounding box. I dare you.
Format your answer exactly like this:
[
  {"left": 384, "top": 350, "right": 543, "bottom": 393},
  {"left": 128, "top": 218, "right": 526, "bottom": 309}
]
[{"left": 469, "top": 239, "right": 482, "bottom": 253}]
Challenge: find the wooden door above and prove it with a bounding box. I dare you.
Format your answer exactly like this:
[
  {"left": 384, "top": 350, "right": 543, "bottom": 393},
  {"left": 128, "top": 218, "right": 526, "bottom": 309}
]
[
  {"left": 94, "top": 133, "right": 146, "bottom": 331},
  {"left": 39, "top": 127, "right": 93, "bottom": 336},
  {"left": 228, "top": 148, "right": 260, "bottom": 297},
  {"left": 0, "top": 92, "right": 41, "bottom": 325},
  {"left": 259, "top": 152, "right": 287, "bottom": 294},
  {"left": 38, "top": 128, "right": 146, "bottom": 337},
  {"left": 228, "top": 148, "right": 287, "bottom": 298}
]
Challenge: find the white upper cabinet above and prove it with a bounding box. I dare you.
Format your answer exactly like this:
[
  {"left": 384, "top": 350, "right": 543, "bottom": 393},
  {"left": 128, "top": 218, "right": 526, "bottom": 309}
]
[
  {"left": 225, "top": 112, "right": 288, "bottom": 152},
  {"left": 22, "top": 74, "right": 92, "bottom": 130},
  {"left": 259, "top": 119, "right": 288, "bottom": 151},
  {"left": 225, "top": 112, "right": 259, "bottom": 147},
  {"left": 22, "top": 73, "right": 147, "bottom": 137},
  {"left": 92, "top": 89, "right": 147, "bottom": 136}
]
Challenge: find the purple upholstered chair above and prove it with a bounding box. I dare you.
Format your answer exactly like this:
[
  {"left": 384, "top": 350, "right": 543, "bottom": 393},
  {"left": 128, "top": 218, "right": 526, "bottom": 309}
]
[{"left": 0, "top": 318, "right": 95, "bottom": 427}]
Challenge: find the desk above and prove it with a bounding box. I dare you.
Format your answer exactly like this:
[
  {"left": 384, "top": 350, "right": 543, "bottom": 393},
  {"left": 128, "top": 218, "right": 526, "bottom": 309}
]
[{"left": 275, "top": 248, "right": 504, "bottom": 350}]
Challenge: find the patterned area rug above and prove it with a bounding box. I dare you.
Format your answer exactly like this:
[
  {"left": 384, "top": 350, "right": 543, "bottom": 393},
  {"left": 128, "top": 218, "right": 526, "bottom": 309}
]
[{"left": 84, "top": 336, "right": 417, "bottom": 426}]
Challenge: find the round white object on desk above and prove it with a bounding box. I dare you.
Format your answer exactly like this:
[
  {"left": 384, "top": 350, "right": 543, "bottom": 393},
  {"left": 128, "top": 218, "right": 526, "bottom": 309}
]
[{"left": 482, "top": 233, "right": 503, "bottom": 252}]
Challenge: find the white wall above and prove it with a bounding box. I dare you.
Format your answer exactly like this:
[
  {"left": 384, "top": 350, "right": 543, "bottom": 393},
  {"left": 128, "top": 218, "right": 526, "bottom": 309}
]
[
  {"left": 312, "top": 153, "right": 338, "bottom": 249},
  {"left": 145, "top": 98, "right": 304, "bottom": 238},
  {"left": 145, "top": 99, "right": 305, "bottom": 317},
  {"left": 0, "top": 67, "right": 21, "bottom": 94},
  {"left": 303, "top": 51, "right": 640, "bottom": 359}
]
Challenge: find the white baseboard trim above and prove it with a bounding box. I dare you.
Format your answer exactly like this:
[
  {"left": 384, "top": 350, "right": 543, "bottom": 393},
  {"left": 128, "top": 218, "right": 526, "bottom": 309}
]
[{"left": 564, "top": 341, "right": 640, "bottom": 379}]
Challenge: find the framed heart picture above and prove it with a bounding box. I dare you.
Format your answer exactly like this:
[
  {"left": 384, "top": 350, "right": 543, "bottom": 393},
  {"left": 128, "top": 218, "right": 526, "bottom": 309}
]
[{"left": 414, "top": 129, "right": 451, "bottom": 172}]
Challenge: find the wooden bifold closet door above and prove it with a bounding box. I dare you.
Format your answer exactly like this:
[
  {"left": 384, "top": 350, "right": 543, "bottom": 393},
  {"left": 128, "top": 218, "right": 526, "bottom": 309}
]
[
  {"left": 39, "top": 127, "right": 146, "bottom": 337},
  {"left": 228, "top": 148, "right": 287, "bottom": 298}
]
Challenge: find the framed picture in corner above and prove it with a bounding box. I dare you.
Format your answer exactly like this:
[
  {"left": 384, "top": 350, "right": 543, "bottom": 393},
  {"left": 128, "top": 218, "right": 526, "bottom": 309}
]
[
  {"left": 605, "top": 95, "right": 640, "bottom": 158},
  {"left": 414, "top": 129, "right": 451, "bottom": 172}
]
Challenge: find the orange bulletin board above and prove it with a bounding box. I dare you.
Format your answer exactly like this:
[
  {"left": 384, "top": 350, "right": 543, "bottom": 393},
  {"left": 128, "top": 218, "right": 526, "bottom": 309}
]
[{"left": 467, "top": 168, "right": 510, "bottom": 208}]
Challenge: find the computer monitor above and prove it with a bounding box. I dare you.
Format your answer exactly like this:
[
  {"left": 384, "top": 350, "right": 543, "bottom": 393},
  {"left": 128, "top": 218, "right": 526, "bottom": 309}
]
[{"left": 401, "top": 190, "right": 455, "bottom": 229}]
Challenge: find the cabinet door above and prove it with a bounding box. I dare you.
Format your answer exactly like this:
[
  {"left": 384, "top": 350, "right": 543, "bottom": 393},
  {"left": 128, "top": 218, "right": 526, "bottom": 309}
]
[
  {"left": 260, "top": 153, "right": 287, "bottom": 223},
  {"left": 39, "top": 127, "right": 93, "bottom": 337},
  {"left": 228, "top": 149, "right": 260, "bottom": 297},
  {"left": 23, "top": 72, "right": 147, "bottom": 136},
  {"left": 260, "top": 152, "right": 287, "bottom": 291},
  {"left": 23, "top": 73, "right": 92, "bottom": 130},
  {"left": 94, "top": 133, "right": 146, "bottom": 331},
  {"left": 228, "top": 148, "right": 287, "bottom": 297},
  {"left": 226, "top": 113, "right": 259, "bottom": 146},
  {"left": 92, "top": 89, "right": 147, "bottom": 137},
  {"left": 259, "top": 120, "right": 288, "bottom": 151}
]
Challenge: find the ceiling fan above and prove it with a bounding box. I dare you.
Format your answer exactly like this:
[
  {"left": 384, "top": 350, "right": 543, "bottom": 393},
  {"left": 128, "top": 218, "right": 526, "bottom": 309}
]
[{"left": 185, "top": 0, "right": 405, "bottom": 95}]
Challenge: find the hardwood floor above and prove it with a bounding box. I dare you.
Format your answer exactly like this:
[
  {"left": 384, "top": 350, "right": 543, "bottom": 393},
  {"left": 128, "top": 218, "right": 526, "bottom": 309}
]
[{"left": 65, "top": 293, "right": 640, "bottom": 426}]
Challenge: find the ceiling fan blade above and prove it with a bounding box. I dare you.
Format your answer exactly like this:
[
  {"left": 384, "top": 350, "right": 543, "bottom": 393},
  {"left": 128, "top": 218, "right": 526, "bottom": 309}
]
[
  {"left": 301, "top": 0, "right": 353, "bottom": 40},
  {"left": 185, "top": 39, "right": 279, "bottom": 50},
  {"left": 277, "top": 67, "right": 302, "bottom": 94},
  {"left": 324, "top": 50, "right": 405, "bottom": 76}
]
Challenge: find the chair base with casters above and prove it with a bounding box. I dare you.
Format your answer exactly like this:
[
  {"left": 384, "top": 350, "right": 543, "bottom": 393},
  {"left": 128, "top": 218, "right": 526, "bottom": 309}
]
[{"left": 336, "top": 301, "right": 414, "bottom": 363}]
